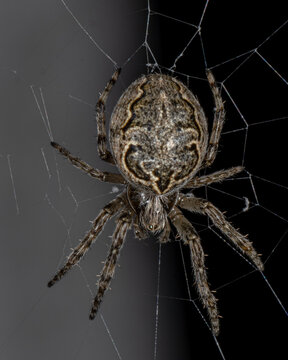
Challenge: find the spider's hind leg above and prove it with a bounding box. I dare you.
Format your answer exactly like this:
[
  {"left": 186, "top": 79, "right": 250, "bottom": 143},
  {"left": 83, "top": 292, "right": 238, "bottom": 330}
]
[
  {"left": 169, "top": 206, "right": 220, "bottom": 336},
  {"left": 203, "top": 69, "right": 226, "bottom": 168},
  {"left": 96, "top": 68, "right": 121, "bottom": 165}
]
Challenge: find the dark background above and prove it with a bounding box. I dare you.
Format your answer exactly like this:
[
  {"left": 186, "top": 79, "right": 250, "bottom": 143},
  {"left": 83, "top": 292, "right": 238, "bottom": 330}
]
[
  {"left": 156, "top": 1, "right": 288, "bottom": 358},
  {"left": 0, "top": 1, "right": 287, "bottom": 359}
]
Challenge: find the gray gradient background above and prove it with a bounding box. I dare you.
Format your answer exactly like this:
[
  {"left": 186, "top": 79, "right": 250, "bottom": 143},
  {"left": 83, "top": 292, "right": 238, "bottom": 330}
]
[
  {"left": 0, "top": 1, "right": 191, "bottom": 359},
  {"left": 0, "top": 1, "right": 287, "bottom": 360}
]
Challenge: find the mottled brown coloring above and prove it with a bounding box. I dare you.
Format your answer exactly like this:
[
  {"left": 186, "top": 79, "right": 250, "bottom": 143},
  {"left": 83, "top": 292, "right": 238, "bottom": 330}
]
[
  {"left": 48, "top": 68, "right": 263, "bottom": 336},
  {"left": 110, "top": 74, "right": 207, "bottom": 194}
]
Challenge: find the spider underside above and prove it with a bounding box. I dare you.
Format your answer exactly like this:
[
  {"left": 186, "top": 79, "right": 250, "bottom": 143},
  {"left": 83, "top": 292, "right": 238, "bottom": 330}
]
[{"left": 48, "top": 68, "right": 263, "bottom": 336}]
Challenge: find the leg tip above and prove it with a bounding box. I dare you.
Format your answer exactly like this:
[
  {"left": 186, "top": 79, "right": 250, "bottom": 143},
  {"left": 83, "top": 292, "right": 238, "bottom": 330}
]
[
  {"left": 212, "top": 320, "right": 220, "bottom": 337},
  {"left": 205, "top": 68, "right": 213, "bottom": 76},
  {"left": 47, "top": 279, "right": 55, "bottom": 288},
  {"left": 89, "top": 312, "right": 96, "bottom": 320},
  {"left": 236, "top": 165, "right": 245, "bottom": 172}
]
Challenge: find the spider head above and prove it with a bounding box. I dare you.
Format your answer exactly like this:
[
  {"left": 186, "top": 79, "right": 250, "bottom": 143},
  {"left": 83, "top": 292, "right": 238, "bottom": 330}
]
[
  {"left": 127, "top": 186, "right": 178, "bottom": 234},
  {"left": 138, "top": 194, "right": 166, "bottom": 233}
]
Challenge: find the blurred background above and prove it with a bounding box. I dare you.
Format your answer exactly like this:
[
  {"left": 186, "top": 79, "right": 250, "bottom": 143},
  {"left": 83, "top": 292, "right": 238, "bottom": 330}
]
[{"left": 0, "top": 1, "right": 287, "bottom": 359}]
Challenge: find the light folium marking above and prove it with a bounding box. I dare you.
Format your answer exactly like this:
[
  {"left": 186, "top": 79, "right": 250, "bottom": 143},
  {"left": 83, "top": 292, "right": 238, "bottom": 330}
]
[{"left": 111, "top": 74, "right": 206, "bottom": 194}]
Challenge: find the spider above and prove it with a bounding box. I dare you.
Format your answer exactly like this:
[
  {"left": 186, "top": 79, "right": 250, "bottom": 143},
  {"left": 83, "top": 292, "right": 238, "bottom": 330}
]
[{"left": 48, "top": 68, "right": 263, "bottom": 335}]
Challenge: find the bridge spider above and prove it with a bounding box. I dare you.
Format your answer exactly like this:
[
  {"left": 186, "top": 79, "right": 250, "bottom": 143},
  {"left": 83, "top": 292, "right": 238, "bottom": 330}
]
[{"left": 48, "top": 68, "right": 263, "bottom": 335}]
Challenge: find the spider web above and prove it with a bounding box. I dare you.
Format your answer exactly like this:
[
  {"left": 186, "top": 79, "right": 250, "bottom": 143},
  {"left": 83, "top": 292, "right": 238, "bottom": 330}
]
[{"left": 0, "top": 0, "right": 287, "bottom": 359}]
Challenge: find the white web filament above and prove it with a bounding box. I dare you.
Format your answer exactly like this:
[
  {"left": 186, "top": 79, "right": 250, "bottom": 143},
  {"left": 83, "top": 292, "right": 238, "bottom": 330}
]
[{"left": 0, "top": 1, "right": 287, "bottom": 359}]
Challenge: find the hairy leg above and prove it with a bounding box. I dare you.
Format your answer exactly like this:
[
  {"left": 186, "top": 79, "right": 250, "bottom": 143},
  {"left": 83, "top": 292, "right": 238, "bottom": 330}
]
[
  {"left": 169, "top": 206, "right": 220, "bottom": 335},
  {"left": 133, "top": 217, "right": 146, "bottom": 240},
  {"left": 51, "top": 142, "right": 125, "bottom": 184},
  {"left": 89, "top": 210, "right": 131, "bottom": 319},
  {"left": 48, "top": 194, "right": 125, "bottom": 287},
  {"left": 178, "top": 194, "right": 264, "bottom": 271},
  {"left": 203, "top": 70, "right": 226, "bottom": 168},
  {"left": 96, "top": 68, "right": 121, "bottom": 164},
  {"left": 185, "top": 166, "right": 244, "bottom": 189}
]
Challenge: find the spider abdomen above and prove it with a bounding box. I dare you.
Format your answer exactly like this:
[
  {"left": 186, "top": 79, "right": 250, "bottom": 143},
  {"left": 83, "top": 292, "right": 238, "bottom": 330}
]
[{"left": 110, "top": 74, "right": 208, "bottom": 194}]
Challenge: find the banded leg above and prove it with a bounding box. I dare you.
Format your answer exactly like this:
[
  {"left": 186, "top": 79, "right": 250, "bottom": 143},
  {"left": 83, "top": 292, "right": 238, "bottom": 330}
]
[
  {"left": 169, "top": 206, "right": 220, "bottom": 335},
  {"left": 185, "top": 166, "right": 244, "bottom": 189},
  {"left": 51, "top": 142, "right": 125, "bottom": 184},
  {"left": 204, "top": 70, "right": 226, "bottom": 168},
  {"left": 89, "top": 210, "right": 131, "bottom": 319},
  {"left": 48, "top": 195, "right": 125, "bottom": 287},
  {"left": 96, "top": 68, "right": 121, "bottom": 164},
  {"left": 179, "top": 195, "right": 264, "bottom": 271}
]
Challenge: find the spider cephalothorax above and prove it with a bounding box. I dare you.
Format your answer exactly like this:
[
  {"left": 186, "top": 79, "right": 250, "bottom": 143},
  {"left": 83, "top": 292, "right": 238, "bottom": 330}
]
[
  {"left": 127, "top": 185, "right": 178, "bottom": 234},
  {"left": 48, "top": 68, "right": 263, "bottom": 335}
]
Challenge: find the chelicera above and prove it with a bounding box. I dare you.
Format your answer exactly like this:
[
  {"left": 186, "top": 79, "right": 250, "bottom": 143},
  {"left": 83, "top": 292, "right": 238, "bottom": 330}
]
[{"left": 48, "top": 68, "right": 263, "bottom": 335}]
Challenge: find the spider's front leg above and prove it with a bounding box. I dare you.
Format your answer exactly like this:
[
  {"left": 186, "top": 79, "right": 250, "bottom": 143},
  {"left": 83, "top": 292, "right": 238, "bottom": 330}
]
[
  {"left": 179, "top": 194, "right": 264, "bottom": 271},
  {"left": 89, "top": 210, "right": 132, "bottom": 319},
  {"left": 48, "top": 194, "right": 125, "bottom": 287},
  {"left": 169, "top": 206, "right": 220, "bottom": 336}
]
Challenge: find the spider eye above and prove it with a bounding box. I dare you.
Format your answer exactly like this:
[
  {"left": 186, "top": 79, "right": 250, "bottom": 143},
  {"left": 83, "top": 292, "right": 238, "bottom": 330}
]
[{"left": 149, "top": 225, "right": 153, "bottom": 230}]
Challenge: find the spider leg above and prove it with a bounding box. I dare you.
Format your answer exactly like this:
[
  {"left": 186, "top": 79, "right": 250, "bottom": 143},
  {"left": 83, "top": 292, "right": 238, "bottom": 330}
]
[
  {"left": 89, "top": 209, "right": 132, "bottom": 319},
  {"left": 185, "top": 166, "right": 244, "bottom": 189},
  {"left": 159, "top": 218, "right": 171, "bottom": 243},
  {"left": 96, "top": 68, "right": 121, "bottom": 164},
  {"left": 48, "top": 194, "right": 125, "bottom": 287},
  {"left": 169, "top": 206, "right": 220, "bottom": 335},
  {"left": 178, "top": 194, "right": 264, "bottom": 271},
  {"left": 51, "top": 142, "right": 125, "bottom": 184},
  {"left": 203, "top": 70, "right": 225, "bottom": 168},
  {"left": 133, "top": 216, "right": 146, "bottom": 240}
]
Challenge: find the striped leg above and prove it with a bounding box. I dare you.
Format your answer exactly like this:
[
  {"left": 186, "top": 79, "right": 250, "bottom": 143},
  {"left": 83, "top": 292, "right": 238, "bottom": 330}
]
[
  {"left": 203, "top": 70, "right": 226, "bottom": 168},
  {"left": 89, "top": 210, "right": 131, "bottom": 319},
  {"left": 96, "top": 68, "right": 121, "bottom": 164},
  {"left": 184, "top": 166, "right": 244, "bottom": 189},
  {"left": 51, "top": 142, "right": 125, "bottom": 184},
  {"left": 169, "top": 206, "right": 220, "bottom": 335},
  {"left": 179, "top": 195, "right": 264, "bottom": 271},
  {"left": 48, "top": 195, "right": 125, "bottom": 287}
]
